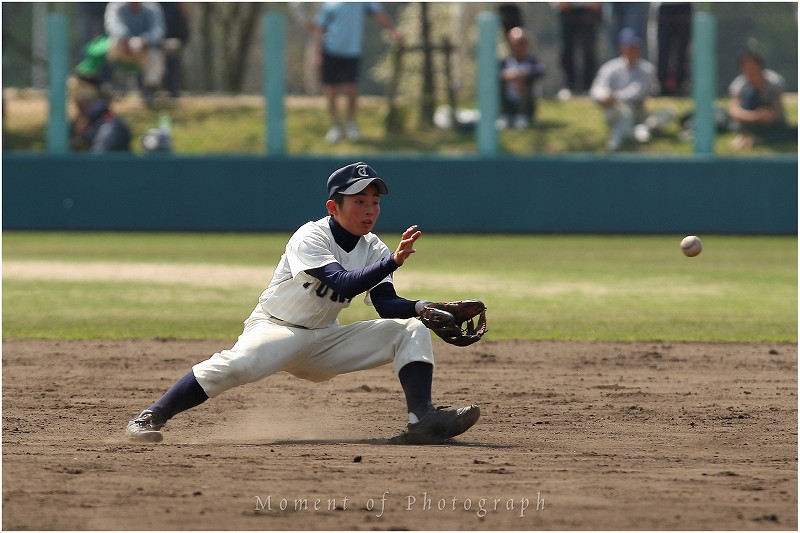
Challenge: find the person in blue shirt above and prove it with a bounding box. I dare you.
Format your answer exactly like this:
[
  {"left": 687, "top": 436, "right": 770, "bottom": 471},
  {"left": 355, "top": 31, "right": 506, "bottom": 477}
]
[{"left": 313, "top": 3, "right": 403, "bottom": 144}]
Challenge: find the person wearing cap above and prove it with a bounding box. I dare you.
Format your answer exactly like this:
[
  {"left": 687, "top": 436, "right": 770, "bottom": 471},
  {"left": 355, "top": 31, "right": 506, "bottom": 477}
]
[
  {"left": 590, "top": 27, "right": 659, "bottom": 151},
  {"left": 124, "top": 162, "right": 481, "bottom": 445}
]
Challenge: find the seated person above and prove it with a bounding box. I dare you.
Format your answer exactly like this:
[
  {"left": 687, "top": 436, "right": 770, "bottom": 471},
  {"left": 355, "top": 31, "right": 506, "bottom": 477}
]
[
  {"left": 68, "top": 75, "right": 132, "bottom": 153},
  {"left": 73, "top": 34, "right": 115, "bottom": 96},
  {"left": 498, "top": 26, "right": 546, "bottom": 130},
  {"left": 589, "top": 27, "right": 658, "bottom": 151},
  {"left": 728, "top": 50, "right": 793, "bottom": 149},
  {"left": 105, "top": 2, "right": 166, "bottom": 107}
]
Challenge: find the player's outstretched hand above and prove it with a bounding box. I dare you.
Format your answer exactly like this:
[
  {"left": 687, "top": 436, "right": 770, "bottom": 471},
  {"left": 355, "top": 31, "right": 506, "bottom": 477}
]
[{"left": 393, "top": 225, "right": 421, "bottom": 266}]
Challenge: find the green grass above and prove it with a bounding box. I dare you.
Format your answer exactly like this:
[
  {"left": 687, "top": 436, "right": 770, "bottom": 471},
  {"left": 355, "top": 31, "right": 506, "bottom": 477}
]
[
  {"left": 1, "top": 231, "right": 285, "bottom": 265},
  {"left": 3, "top": 232, "right": 796, "bottom": 342},
  {"left": 3, "top": 93, "right": 797, "bottom": 155},
  {"left": 3, "top": 279, "right": 253, "bottom": 339},
  {"left": 133, "top": 94, "right": 800, "bottom": 156}
]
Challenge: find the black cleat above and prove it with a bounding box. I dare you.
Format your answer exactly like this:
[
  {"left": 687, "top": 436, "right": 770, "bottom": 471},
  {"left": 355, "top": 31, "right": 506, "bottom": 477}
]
[{"left": 389, "top": 405, "right": 480, "bottom": 444}]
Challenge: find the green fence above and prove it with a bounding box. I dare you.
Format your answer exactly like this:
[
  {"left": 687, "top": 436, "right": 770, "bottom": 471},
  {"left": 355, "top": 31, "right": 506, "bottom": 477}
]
[{"left": 3, "top": 153, "right": 796, "bottom": 235}]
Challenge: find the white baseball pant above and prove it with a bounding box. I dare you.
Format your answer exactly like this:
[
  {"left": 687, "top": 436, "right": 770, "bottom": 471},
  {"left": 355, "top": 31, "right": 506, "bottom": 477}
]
[{"left": 193, "top": 308, "right": 435, "bottom": 398}]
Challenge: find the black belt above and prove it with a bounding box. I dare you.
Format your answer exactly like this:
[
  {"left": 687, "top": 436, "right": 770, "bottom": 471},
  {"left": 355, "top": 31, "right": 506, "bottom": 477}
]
[{"left": 266, "top": 315, "right": 310, "bottom": 330}]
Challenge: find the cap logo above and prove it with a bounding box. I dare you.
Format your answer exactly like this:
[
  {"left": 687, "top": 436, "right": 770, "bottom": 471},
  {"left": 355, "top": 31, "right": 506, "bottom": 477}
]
[{"left": 357, "top": 165, "right": 370, "bottom": 177}]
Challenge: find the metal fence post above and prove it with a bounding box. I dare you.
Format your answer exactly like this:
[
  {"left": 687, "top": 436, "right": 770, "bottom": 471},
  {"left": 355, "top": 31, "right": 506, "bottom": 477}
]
[
  {"left": 264, "top": 11, "right": 286, "bottom": 155},
  {"left": 692, "top": 12, "right": 717, "bottom": 155},
  {"left": 46, "top": 12, "right": 68, "bottom": 154},
  {"left": 476, "top": 11, "right": 499, "bottom": 156}
]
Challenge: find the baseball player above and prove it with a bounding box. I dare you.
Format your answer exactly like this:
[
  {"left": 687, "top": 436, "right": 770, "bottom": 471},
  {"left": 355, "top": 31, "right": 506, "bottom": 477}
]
[{"left": 126, "top": 162, "right": 481, "bottom": 444}]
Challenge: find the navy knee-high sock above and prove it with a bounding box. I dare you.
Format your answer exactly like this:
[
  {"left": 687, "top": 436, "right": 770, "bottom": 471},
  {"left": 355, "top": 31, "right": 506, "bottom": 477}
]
[
  {"left": 147, "top": 370, "right": 208, "bottom": 424},
  {"left": 398, "top": 362, "right": 433, "bottom": 420}
]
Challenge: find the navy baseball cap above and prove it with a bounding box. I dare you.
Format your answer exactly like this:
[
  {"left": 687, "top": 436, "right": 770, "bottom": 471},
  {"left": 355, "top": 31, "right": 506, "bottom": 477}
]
[
  {"left": 619, "top": 27, "right": 642, "bottom": 47},
  {"left": 326, "top": 162, "right": 389, "bottom": 199}
]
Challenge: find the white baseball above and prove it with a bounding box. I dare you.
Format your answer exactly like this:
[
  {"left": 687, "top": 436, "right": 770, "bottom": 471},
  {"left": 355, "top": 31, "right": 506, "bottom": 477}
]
[{"left": 680, "top": 235, "right": 702, "bottom": 257}]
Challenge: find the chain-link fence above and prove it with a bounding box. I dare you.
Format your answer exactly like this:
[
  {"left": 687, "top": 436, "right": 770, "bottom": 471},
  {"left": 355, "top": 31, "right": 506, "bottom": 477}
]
[{"left": 3, "top": 2, "right": 797, "bottom": 154}]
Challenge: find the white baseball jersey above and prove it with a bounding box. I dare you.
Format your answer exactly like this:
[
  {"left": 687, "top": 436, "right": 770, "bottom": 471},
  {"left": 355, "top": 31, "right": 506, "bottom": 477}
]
[
  {"left": 193, "top": 215, "right": 435, "bottom": 397},
  {"left": 258, "top": 216, "right": 393, "bottom": 329}
]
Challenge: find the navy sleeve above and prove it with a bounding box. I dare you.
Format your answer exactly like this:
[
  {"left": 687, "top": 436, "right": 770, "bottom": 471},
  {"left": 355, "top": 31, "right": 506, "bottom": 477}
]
[
  {"left": 369, "top": 282, "right": 418, "bottom": 319},
  {"left": 306, "top": 256, "right": 399, "bottom": 300}
]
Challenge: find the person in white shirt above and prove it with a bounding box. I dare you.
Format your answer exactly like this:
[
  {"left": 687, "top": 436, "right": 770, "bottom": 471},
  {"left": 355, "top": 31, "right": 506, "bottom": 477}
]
[{"left": 590, "top": 27, "right": 659, "bottom": 151}]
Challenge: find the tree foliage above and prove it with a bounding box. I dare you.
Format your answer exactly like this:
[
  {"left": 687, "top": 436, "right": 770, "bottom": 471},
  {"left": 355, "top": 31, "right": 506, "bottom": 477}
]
[{"left": 194, "top": 2, "right": 264, "bottom": 92}]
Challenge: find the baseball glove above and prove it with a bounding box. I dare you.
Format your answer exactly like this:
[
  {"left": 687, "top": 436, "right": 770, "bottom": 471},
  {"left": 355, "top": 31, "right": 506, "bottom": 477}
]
[{"left": 419, "top": 300, "right": 488, "bottom": 347}]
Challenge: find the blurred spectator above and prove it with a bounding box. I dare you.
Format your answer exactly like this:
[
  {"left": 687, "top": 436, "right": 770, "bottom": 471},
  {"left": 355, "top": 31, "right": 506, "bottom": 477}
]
[
  {"left": 68, "top": 75, "right": 132, "bottom": 152},
  {"left": 497, "top": 27, "right": 546, "bottom": 131},
  {"left": 313, "top": 2, "right": 403, "bottom": 144},
  {"left": 555, "top": 2, "right": 602, "bottom": 100},
  {"left": 159, "top": 2, "right": 190, "bottom": 98},
  {"left": 105, "top": 2, "right": 166, "bottom": 108},
  {"left": 655, "top": 2, "right": 692, "bottom": 96},
  {"left": 728, "top": 50, "right": 794, "bottom": 150},
  {"left": 74, "top": 2, "right": 108, "bottom": 64},
  {"left": 590, "top": 27, "right": 659, "bottom": 151},
  {"left": 73, "top": 34, "right": 115, "bottom": 96}
]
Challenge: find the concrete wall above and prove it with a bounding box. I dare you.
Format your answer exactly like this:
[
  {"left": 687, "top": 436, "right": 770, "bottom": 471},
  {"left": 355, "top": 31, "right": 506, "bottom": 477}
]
[{"left": 3, "top": 153, "right": 797, "bottom": 234}]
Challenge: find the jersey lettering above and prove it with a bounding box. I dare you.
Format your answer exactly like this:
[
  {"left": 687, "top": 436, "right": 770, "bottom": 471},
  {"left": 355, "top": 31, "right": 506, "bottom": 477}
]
[{"left": 302, "top": 281, "right": 351, "bottom": 304}]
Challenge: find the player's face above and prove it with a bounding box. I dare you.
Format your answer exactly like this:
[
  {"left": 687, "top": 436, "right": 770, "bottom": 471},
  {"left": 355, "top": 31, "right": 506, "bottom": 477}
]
[
  {"left": 329, "top": 184, "right": 381, "bottom": 236},
  {"left": 741, "top": 57, "right": 764, "bottom": 85},
  {"left": 620, "top": 44, "right": 641, "bottom": 65}
]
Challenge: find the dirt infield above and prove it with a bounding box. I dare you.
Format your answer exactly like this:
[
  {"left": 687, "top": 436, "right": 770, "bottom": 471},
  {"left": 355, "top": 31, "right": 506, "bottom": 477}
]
[{"left": 2, "top": 338, "right": 796, "bottom": 530}]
